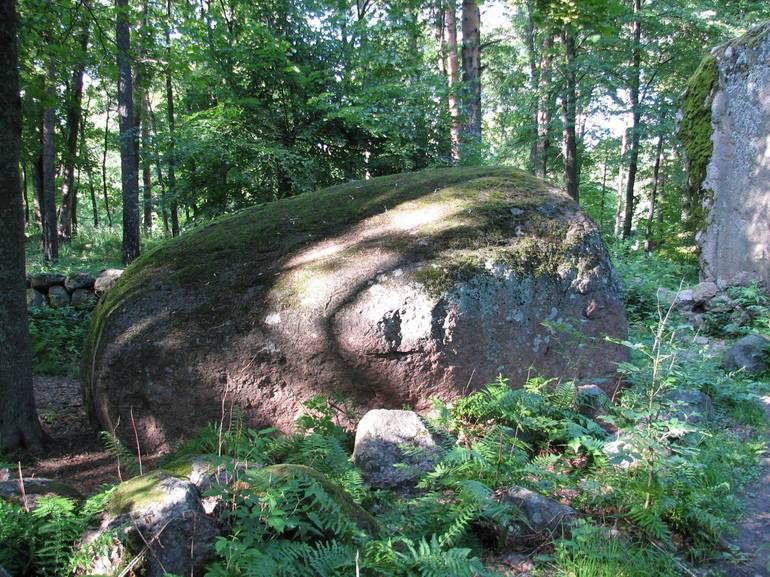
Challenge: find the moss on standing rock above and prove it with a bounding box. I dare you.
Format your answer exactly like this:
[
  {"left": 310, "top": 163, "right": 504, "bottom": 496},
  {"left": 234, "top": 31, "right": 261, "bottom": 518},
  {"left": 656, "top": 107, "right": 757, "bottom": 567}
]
[{"left": 678, "top": 55, "right": 718, "bottom": 231}]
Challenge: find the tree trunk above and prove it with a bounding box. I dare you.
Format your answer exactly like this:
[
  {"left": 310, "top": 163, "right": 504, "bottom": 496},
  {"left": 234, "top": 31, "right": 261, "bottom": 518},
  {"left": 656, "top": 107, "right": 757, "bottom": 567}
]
[
  {"left": 461, "top": 0, "right": 481, "bottom": 153},
  {"left": 166, "top": 0, "right": 180, "bottom": 236},
  {"left": 560, "top": 28, "right": 578, "bottom": 202},
  {"left": 148, "top": 103, "right": 168, "bottom": 235},
  {"left": 81, "top": 107, "right": 99, "bottom": 227},
  {"left": 102, "top": 98, "right": 113, "bottom": 227},
  {"left": 141, "top": 94, "right": 153, "bottom": 233},
  {"left": 599, "top": 151, "right": 608, "bottom": 232},
  {"left": 645, "top": 132, "right": 664, "bottom": 252},
  {"left": 0, "top": 0, "right": 44, "bottom": 454},
  {"left": 116, "top": 0, "right": 140, "bottom": 263},
  {"left": 32, "top": 151, "right": 43, "bottom": 227},
  {"left": 614, "top": 126, "right": 628, "bottom": 236},
  {"left": 534, "top": 35, "right": 553, "bottom": 178},
  {"left": 42, "top": 38, "right": 58, "bottom": 261},
  {"left": 444, "top": 2, "right": 461, "bottom": 164},
  {"left": 22, "top": 163, "right": 29, "bottom": 224},
  {"left": 622, "top": 0, "right": 642, "bottom": 240},
  {"left": 137, "top": 0, "right": 152, "bottom": 234},
  {"left": 524, "top": 0, "right": 539, "bottom": 171},
  {"left": 59, "top": 19, "right": 89, "bottom": 241}
]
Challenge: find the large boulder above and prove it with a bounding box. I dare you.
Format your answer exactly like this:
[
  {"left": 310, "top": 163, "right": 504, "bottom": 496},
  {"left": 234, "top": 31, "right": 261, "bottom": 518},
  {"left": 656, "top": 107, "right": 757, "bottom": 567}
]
[
  {"left": 353, "top": 409, "right": 442, "bottom": 488},
  {"left": 680, "top": 22, "right": 770, "bottom": 287},
  {"left": 83, "top": 167, "right": 628, "bottom": 451}
]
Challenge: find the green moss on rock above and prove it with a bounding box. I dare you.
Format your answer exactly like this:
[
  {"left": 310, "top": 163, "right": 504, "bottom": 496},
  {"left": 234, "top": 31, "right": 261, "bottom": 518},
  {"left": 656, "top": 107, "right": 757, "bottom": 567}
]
[
  {"left": 679, "top": 55, "right": 718, "bottom": 231},
  {"left": 106, "top": 471, "right": 170, "bottom": 516}
]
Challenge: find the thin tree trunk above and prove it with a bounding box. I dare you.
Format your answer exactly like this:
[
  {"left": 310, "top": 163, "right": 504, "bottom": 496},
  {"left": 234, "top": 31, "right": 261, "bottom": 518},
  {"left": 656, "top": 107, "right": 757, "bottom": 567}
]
[
  {"left": 81, "top": 107, "right": 99, "bottom": 227},
  {"left": 599, "top": 151, "right": 608, "bottom": 232},
  {"left": 116, "top": 0, "right": 140, "bottom": 263},
  {"left": 148, "top": 103, "right": 168, "bottom": 235},
  {"left": 534, "top": 35, "right": 553, "bottom": 178},
  {"left": 561, "top": 28, "right": 579, "bottom": 202},
  {"left": 102, "top": 98, "right": 113, "bottom": 227},
  {"left": 22, "top": 163, "right": 29, "bottom": 224},
  {"left": 615, "top": 126, "right": 628, "bottom": 236},
  {"left": 166, "top": 0, "right": 180, "bottom": 236},
  {"left": 141, "top": 94, "right": 152, "bottom": 233},
  {"left": 32, "top": 151, "right": 43, "bottom": 227},
  {"left": 461, "top": 0, "right": 481, "bottom": 153},
  {"left": 42, "top": 37, "right": 58, "bottom": 261},
  {"left": 524, "top": 0, "right": 539, "bottom": 171},
  {"left": 137, "top": 0, "right": 152, "bottom": 234},
  {"left": 645, "top": 132, "right": 664, "bottom": 252},
  {"left": 0, "top": 0, "right": 44, "bottom": 454},
  {"left": 444, "top": 2, "right": 461, "bottom": 164},
  {"left": 59, "top": 19, "right": 89, "bottom": 240},
  {"left": 622, "top": 0, "right": 642, "bottom": 240}
]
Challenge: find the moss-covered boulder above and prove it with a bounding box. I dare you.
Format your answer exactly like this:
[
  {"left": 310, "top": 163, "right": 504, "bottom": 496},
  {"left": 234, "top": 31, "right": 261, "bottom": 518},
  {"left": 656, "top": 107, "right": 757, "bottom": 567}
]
[
  {"left": 83, "top": 167, "right": 627, "bottom": 451},
  {"left": 81, "top": 471, "right": 219, "bottom": 577},
  {"left": 680, "top": 22, "right": 770, "bottom": 286}
]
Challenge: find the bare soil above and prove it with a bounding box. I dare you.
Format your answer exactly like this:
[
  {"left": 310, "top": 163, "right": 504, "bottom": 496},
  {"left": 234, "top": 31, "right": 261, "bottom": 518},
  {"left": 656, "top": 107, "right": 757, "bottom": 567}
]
[{"left": 26, "top": 376, "right": 121, "bottom": 494}]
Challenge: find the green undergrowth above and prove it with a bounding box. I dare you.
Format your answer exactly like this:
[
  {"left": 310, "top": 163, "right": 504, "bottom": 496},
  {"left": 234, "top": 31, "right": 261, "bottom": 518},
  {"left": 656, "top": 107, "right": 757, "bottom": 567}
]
[
  {"left": 28, "top": 307, "right": 92, "bottom": 377},
  {"left": 25, "top": 224, "right": 165, "bottom": 276},
  {"left": 0, "top": 489, "right": 114, "bottom": 577}
]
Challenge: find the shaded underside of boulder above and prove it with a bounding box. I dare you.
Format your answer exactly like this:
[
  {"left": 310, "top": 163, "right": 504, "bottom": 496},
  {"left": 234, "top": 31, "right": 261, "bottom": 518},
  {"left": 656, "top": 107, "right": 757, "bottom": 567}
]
[{"left": 83, "top": 167, "right": 628, "bottom": 451}]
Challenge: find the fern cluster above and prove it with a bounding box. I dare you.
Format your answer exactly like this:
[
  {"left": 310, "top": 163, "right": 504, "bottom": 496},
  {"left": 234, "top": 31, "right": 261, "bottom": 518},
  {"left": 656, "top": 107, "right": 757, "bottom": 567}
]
[{"left": 0, "top": 489, "right": 113, "bottom": 577}]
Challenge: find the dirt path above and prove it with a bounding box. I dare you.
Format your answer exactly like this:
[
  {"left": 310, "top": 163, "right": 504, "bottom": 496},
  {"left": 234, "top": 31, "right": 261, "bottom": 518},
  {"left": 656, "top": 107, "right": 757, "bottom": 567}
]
[
  {"left": 28, "top": 376, "right": 120, "bottom": 494},
  {"left": 714, "top": 394, "right": 770, "bottom": 577}
]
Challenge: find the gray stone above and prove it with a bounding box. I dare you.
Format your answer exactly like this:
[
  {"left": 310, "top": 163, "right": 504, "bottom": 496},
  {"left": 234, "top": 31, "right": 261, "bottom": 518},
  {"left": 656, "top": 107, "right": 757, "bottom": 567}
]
[
  {"left": 47, "top": 285, "right": 70, "bottom": 307},
  {"left": 0, "top": 478, "right": 82, "bottom": 509},
  {"left": 353, "top": 409, "right": 441, "bottom": 489},
  {"left": 694, "top": 23, "right": 770, "bottom": 287},
  {"left": 496, "top": 486, "right": 576, "bottom": 541},
  {"left": 71, "top": 288, "right": 97, "bottom": 308},
  {"left": 65, "top": 271, "right": 96, "bottom": 291},
  {"left": 724, "top": 334, "right": 770, "bottom": 374},
  {"left": 27, "top": 288, "right": 46, "bottom": 308},
  {"left": 576, "top": 384, "right": 610, "bottom": 419},
  {"left": 694, "top": 335, "right": 710, "bottom": 346},
  {"left": 94, "top": 268, "right": 124, "bottom": 294},
  {"left": 692, "top": 281, "right": 719, "bottom": 304},
  {"left": 662, "top": 389, "right": 713, "bottom": 425},
  {"left": 81, "top": 472, "right": 218, "bottom": 577},
  {"left": 30, "top": 272, "right": 65, "bottom": 290},
  {"left": 706, "top": 293, "right": 737, "bottom": 313}
]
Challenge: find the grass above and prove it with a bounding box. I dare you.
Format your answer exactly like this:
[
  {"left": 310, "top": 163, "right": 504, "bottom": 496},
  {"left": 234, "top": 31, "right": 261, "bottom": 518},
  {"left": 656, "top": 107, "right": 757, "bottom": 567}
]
[{"left": 25, "top": 223, "right": 166, "bottom": 276}]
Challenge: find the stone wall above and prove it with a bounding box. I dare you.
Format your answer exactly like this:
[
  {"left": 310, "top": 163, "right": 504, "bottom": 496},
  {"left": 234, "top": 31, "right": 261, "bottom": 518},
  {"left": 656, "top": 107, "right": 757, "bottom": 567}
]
[
  {"left": 683, "top": 22, "right": 770, "bottom": 287},
  {"left": 27, "top": 269, "right": 123, "bottom": 309}
]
